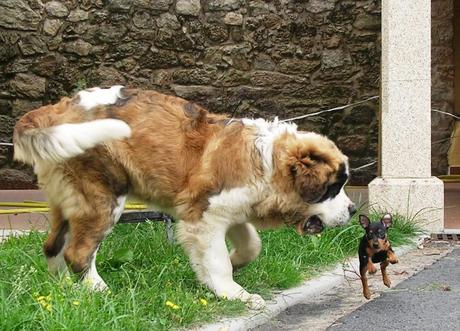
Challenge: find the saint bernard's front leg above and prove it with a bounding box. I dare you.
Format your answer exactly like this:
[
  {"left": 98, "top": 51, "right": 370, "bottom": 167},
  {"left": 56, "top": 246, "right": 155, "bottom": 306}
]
[{"left": 176, "top": 215, "right": 266, "bottom": 310}]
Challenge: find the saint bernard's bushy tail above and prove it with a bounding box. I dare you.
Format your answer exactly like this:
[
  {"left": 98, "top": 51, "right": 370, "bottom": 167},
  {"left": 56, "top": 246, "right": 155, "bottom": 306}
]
[{"left": 13, "top": 98, "right": 131, "bottom": 165}]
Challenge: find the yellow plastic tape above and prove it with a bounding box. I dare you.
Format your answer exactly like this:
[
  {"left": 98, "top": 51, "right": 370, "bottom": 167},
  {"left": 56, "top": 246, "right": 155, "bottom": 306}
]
[
  {"left": 0, "top": 208, "right": 50, "bottom": 214},
  {"left": 0, "top": 201, "right": 146, "bottom": 215}
]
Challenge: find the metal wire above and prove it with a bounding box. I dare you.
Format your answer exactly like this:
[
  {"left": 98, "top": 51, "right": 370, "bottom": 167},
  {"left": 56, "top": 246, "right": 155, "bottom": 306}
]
[
  {"left": 279, "top": 96, "right": 379, "bottom": 123},
  {"left": 351, "top": 161, "right": 377, "bottom": 172},
  {"left": 432, "top": 109, "right": 460, "bottom": 120}
]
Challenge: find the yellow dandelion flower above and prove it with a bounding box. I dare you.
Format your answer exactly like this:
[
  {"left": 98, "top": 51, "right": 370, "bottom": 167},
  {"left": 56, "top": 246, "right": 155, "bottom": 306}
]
[
  {"left": 45, "top": 303, "right": 52, "bottom": 312},
  {"left": 165, "top": 300, "right": 180, "bottom": 310},
  {"left": 72, "top": 300, "right": 80, "bottom": 306},
  {"left": 199, "top": 298, "right": 208, "bottom": 306}
]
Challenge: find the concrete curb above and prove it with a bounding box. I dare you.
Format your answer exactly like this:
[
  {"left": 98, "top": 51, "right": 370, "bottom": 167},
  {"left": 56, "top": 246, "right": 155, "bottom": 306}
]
[{"left": 195, "top": 242, "right": 417, "bottom": 331}]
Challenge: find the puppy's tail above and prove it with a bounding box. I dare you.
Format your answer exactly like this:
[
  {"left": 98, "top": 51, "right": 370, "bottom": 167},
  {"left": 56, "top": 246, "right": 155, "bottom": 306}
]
[{"left": 13, "top": 99, "right": 131, "bottom": 165}]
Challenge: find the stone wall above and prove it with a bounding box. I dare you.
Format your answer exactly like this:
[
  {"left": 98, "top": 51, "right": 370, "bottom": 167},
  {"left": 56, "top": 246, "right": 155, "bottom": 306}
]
[
  {"left": 0, "top": 0, "right": 453, "bottom": 189},
  {"left": 431, "top": 0, "right": 456, "bottom": 176}
]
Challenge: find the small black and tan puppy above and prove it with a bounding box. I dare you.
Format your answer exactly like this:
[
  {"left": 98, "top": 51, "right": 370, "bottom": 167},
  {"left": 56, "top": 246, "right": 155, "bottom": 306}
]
[{"left": 358, "top": 213, "right": 398, "bottom": 299}]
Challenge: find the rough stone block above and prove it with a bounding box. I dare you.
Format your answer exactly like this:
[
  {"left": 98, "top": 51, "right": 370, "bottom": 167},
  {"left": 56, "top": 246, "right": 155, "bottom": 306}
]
[
  {"left": 278, "top": 59, "right": 320, "bottom": 75},
  {"left": 321, "top": 49, "right": 352, "bottom": 69},
  {"left": 63, "top": 39, "right": 92, "bottom": 56},
  {"left": 133, "top": 0, "right": 172, "bottom": 11},
  {"left": 18, "top": 35, "right": 47, "bottom": 56},
  {"left": 353, "top": 13, "right": 380, "bottom": 30},
  {"left": 0, "top": 169, "right": 37, "bottom": 190},
  {"left": 0, "top": 115, "right": 15, "bottom": 137},
  {"left": 43, "top": 19, "right": 63, "bottom": 36},
  {"left": 0, "top": 0, "right": 41, "bottom": 31},
  {"left": 45, "top": 1, "right": 70, "bottom": 18},
  {"left": 133, "top": 12, "right": 155, "bottom": 29},
  {"left": 68, "top": 9, "right": 89, "bottom": 22},
  {"left": 224, "top": 12, "right": 243, "bottom": 25},
  {"left": 176, "top": 0, "right": 201, "bottom": 16},
  {"left": 208, "top": 0, "right": 241, "bottom": 11},
  {"left": 305, "top": 0, "right": 337, "bottom": 13},
  {"left": 108, "top": 0, "right": 131, "bottom": 12},
  {"left": 10, "top": 73, "right": 46, "bottom": 99},
  {"left": 4, "top": 59, "right": 33, "bottom": 74}
]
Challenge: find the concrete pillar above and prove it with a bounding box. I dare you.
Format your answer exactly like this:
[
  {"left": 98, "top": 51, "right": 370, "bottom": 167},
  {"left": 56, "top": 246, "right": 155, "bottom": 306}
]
[{"left": 369, "top": 0, "right": 444, "bottom": 233}]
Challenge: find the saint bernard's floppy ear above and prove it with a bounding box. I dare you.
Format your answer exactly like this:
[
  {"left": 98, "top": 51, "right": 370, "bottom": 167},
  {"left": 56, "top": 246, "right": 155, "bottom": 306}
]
[{"left": 289, "top": 147, "right": 331, "bottom": 204}]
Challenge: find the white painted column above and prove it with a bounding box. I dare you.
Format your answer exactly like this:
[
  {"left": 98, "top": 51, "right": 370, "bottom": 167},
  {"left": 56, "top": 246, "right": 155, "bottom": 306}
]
[{"left": 369, "top": 0, "right": 444, "bottom": 233}]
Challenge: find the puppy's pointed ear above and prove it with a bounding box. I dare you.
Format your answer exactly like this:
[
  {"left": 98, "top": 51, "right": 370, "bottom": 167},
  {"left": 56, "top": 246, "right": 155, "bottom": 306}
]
[
  {"left": 359, "top": 215, "right": 370, "bottom": 229},
  {"left": 381, "top": 213, "right": 392, "bottom": 228}
]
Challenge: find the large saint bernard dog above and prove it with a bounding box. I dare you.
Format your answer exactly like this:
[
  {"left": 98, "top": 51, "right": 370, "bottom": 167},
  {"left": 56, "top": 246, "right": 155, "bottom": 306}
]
[{"left": 14, "top": 86, "right": 356, "bottom": 309}]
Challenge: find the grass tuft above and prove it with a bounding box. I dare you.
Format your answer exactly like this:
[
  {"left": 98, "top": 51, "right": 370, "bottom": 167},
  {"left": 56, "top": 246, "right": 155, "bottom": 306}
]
[{"left": 0, "top": 214, "right": 418, "bottom": 330}]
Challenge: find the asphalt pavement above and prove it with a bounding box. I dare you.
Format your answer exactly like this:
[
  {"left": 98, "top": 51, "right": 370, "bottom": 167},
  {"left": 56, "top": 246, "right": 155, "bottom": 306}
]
[{"left": 328, "top": 247, "right": 460, "bottom": 331}]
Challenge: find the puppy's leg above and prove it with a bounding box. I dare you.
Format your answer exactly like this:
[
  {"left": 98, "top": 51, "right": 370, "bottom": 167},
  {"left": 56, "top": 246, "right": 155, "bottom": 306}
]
[
  {"left": 367, "top": 258, "right": 377, "bottom": 274},
  {"left": 43, "top": 207, "right": 69, "bottom": 275},
  {"left": 387, "top": 248, "right": 399, "bottom": 264},
  {"left": 381, "top": 260, "right": 391, "bottom": 287},
  {"left": 227, "top": 223, "right": 261, "bottom": 271},
  {"left": 177, "top": 217, "right": 265, "bottom": 309},
  {"left": 360, "top": 263, "right": 371, "bottom": 299}
]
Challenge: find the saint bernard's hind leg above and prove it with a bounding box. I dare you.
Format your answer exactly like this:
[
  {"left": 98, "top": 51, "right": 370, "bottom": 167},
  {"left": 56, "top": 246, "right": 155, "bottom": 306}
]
[
  {"left": 177, "top": 215, "right": 266, "bottom": 310},
  {"left": 43, "top": 207, "right": 70, "bottom": 276},
  {"left": 64, "top": 195, "right": 126, "bottom": 291},
  {"left": 227, "top": 223, "right": 261, "bottom": 270}
]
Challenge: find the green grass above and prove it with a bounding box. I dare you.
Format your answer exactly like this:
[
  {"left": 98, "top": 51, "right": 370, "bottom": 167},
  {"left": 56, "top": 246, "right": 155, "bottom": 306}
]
[{"left": 0, "top": 214, "right": 418, "bottom": 331}]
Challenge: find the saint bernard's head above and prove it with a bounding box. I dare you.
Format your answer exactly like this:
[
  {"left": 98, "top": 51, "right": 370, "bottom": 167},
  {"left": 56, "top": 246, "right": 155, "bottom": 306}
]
[{"left": 273, "top": 131, "right": 356, "bottom": 235}]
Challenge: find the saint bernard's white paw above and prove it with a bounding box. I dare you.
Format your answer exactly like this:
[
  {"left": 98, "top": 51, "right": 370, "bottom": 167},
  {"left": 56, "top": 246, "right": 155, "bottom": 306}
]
[{"left": 245, "top": 293, "right": 266, "bottom": 310}]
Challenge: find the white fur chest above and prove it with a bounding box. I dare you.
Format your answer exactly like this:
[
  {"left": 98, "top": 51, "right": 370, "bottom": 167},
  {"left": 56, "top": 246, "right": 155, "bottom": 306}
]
[{"left": 205, "top": 182, "right": 269, "bottom": 225}]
